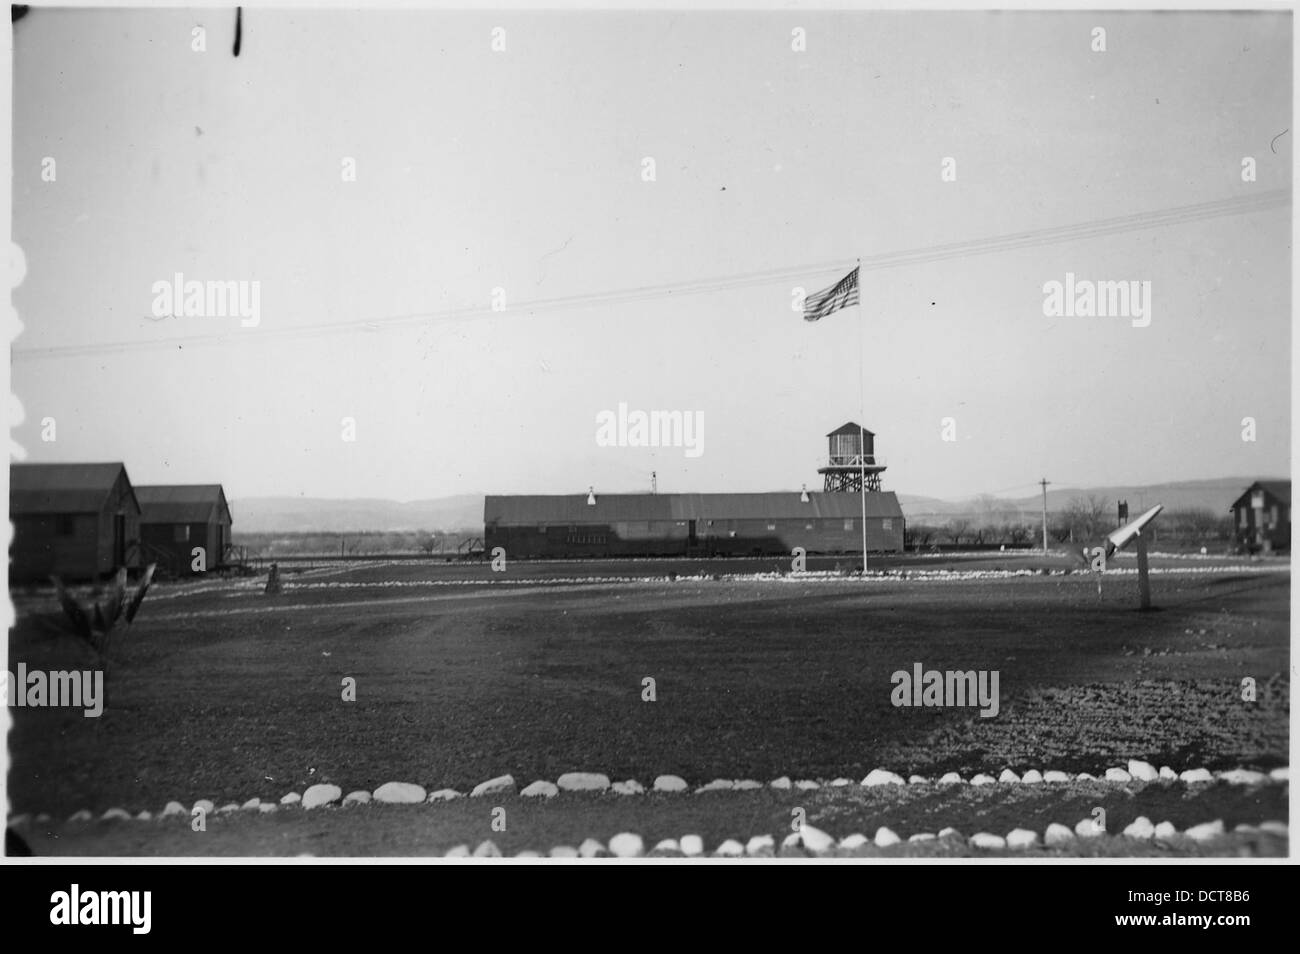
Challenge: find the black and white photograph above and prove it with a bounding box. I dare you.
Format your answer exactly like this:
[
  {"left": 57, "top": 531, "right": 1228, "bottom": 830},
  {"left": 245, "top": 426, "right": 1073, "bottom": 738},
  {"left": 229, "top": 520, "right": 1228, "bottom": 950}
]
[{"left": 2, "top": 0, "right": 1293, "bottom": 884}]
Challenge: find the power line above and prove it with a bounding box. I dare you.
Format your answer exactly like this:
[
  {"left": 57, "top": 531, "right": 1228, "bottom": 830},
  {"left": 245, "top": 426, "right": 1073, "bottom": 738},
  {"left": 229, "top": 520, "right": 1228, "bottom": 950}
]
[{"left": 13, "top": 188, "right": 1288, "bottom": 362}]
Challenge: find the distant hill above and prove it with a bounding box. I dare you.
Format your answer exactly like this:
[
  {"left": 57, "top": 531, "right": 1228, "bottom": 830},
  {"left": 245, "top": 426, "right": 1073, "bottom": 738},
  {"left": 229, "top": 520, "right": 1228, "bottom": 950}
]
[
  {"left": 231, "top": 495, "right": 483, "bottom": 534},
  {"left": 900, "top": 476, "right": 1283, "bottom": 526},
  {"left": 230, "top": 477, "right": 1283, "bottom": 534}
]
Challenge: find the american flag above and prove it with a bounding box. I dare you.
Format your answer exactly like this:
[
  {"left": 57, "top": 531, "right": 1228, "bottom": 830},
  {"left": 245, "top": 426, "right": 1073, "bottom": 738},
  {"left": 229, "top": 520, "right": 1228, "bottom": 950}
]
[{"left": 802, "top": 266, "right": 860, "bottom": 322}]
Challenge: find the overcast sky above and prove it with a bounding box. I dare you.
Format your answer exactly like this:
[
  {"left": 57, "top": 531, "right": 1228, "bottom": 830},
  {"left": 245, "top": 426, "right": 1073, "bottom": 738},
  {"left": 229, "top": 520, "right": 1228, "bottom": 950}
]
[{"left": 10, "top": 8, "right": 1291, "bottom": 503}]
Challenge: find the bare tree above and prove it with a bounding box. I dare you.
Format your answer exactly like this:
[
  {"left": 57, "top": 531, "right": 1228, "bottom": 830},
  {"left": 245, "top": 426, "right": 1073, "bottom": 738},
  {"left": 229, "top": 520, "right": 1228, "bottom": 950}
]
[{"left": 947, "top": 518, "right": 971, "bottom": 545}]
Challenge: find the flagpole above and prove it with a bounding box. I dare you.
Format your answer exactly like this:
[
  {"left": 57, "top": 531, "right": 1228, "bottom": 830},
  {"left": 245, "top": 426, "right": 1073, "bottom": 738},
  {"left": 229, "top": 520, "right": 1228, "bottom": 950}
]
[{"left": 857, "top": 258, "right": 868, "bottom": 575}]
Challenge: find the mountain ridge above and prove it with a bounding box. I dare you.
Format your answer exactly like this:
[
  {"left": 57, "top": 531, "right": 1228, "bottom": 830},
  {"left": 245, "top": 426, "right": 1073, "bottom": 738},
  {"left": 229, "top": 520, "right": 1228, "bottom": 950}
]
[{"left": 227, "top": 477, "right": 1281, "bottom": 534}]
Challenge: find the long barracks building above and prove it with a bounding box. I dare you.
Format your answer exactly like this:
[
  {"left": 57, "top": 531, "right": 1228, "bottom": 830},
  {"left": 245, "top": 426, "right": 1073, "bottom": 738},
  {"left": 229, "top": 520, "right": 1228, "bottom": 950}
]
[{"left": 484, "top": 422, "right": 905, "bottom": 558}]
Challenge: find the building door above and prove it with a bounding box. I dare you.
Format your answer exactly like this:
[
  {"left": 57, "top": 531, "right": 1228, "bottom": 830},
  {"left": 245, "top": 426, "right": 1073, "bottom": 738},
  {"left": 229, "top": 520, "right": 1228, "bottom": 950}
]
[
  {"left": 688, "top": 520, "right": 697, "bottom": 545},
  {"left": 113, "top": 513, "right": 126, "bottom": 568}
]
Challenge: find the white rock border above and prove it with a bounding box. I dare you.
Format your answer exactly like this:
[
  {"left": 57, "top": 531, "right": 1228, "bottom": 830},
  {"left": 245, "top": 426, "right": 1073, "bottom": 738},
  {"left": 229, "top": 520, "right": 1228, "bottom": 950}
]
[{"left": 11, "top": 762, "right": 1286, "bottom": 829}]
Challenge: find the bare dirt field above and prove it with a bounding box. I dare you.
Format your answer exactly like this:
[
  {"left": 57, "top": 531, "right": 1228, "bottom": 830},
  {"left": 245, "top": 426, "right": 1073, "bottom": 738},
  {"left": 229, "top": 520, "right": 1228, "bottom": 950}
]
[{"left": 5, "top": 553, "right": 1289, "bottom": 856}]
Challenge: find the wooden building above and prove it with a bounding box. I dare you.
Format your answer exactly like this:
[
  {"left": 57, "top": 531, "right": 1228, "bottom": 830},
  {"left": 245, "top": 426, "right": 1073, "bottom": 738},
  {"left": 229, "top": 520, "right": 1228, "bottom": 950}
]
[
  {"left": 1229, "top": 480, "right": 1290, "bottom": 553},
  {"left": 9, "top": 462, "right": 142, "bottom": 581},
  {"left": 485, "top": 490, "right": 905, "bottom": 558},
  {"left": 485, "top": 422, "right": 904, "bottom": 558},
  {"left": 136, "top": 485, "right": 233, "bottom": 576}
]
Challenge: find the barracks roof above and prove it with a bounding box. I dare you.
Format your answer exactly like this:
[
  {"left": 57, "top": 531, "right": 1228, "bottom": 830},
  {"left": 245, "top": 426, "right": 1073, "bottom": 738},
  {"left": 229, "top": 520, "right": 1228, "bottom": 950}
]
[
  {"left": 135, "top": 485, "right": 232, "bottom": 525},
  {"left": 9, "top": 462, "right": 139, "bottom": 515},
  {"left": 485, "top": 492, "right": 904, "bottom": 524},
  {"left": 1230, "top": 480, "right": 1292, "bottom": 511}
]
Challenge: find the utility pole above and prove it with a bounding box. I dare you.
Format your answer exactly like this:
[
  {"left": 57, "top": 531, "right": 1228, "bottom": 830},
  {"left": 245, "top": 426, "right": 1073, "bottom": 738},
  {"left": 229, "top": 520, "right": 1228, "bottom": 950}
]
[{"left": 1039, "top": 478, "right": 1050, "bottom": 552}]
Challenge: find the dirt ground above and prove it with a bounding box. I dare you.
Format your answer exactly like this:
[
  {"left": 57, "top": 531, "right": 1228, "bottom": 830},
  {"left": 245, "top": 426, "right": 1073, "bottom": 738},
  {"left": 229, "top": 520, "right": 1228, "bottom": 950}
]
[{"left": 5, "top": 554, "right": 1289, "bottom": 856}]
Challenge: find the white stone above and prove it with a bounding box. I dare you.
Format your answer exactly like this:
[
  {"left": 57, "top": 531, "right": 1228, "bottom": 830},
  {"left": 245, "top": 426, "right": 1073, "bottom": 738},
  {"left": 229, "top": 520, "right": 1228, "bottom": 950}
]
[
  {"left": 1259, "top": 820, "right": 1288, "bottom": 835},
  {"left": 135, "top": 811, "right": 151, "bottom": 822},
  {"left": 794, "top": 779, "right": 820, "bottom": 791},
  {"left": 874, "top": 827, "right": 901, "bottom": 847},
  {"left": 549, "top": 845, "right": 579, "bottom": 857},
  {"left": 714, "top": 839, "right": 745, "bottom": 857},
  {"left": 998, "top": 769, "right": 1021, "bottom": 783},
  {"left": 696, "top": 778, "right": 734, "bottom": 793},
  {"left": 780, "top": 832, "right": 802, "bottom": 851},
  {"left": 798, "top": 825, "right": 835, "bottom": 854},
  {"left": 1218, "top": 768, "right": 1267, "bottom": 785},
  {"left": 1042, "top": 771, "right": 1071, "bottom": 783},
  {"left": 444, "top": 844, "right": 470, "bottom": 857},
  {"left": 970, "top": 832, "right": 1006, "bottom": 849},
  {"left": 427, "top": 788, "right": 462, "bottom": 802},
  {"left": 1268, "top": 767, "right": 1288, "bottom": 781},
  {"left": 768, "top": 776, "right": 792, "bottom": 790},
  {"left": 1006, "top": 828, "right": 1039, "bottom": 848},
  {"left": 473, "top": 840, "right": 501, "bottom": 858},
  {"left": 258, "top": 803, "right": 277, "bottom": 814},
  {"left": 1179, "top": 768, "right": 1213, "bottom": 784},
  {"left": 1158, "top": 766, "right": 1178, "bottom": 780},
  {"left": 839, "top": 833, "right": 870, "bottom": 850},
  {"left": 970, "top": 774, "right": 996, "bottom": 786},
  {"left": 653, "top": 775, "right": 689, "bottom": 793},
  {"left": 192, "top": 799, "right": 215, "bottom": 815},
  {"left": 161, "top": 801, "right": 186, "bottom": 817},
  {"left": 36, "top": 814, "right": 50, "bottom": 824},
  {"left": 937, "top": 772, "right": 963, "bottom": 784},
  {"left": 732, "top": 779, "right": 762, "bottom": 791},
  {"left": 280, "top": 792, "right": 301, "bottom": 805},
  {"left": 1104, "top": 768, "right": 1132, "bottom": 783},
  {"left": 374, "top": 782, "right": 427, "bottom": 804},
  {"left": 1123, "top": 816, "right": 1155, "bottom": 839},
  {"left": 578, "top": 838, "right": 605, "bottom": 858},
  {"left": 1075, "top": 818, "right": 1105, "bottom": 838},
  {"left": 680, "top": 834, "right": 705, "bottom": 856},
  {"left": 1075, "top": 773, "right": 1096, "bottom": 781},
  {"left": 1185, "top": 820, "right": 1225, "bottom": 842},
  {"left": 862, "top": 769, "right": 905, "bottom": 786},
  {"left": 612, "top": 780, "right": 646, "bottom": 795},
  {"left": 938, "top": 827, "right": 961, "bottom": 839},
  {"left": 471, "top": 775, "right": 516, "bottom": 797},
  {"left": 217, "top": 803, "right": 240, "bottom": 814},
  {"left": 608, "top": 832, "right": 644, "bottom": 858},
  {"left": 241, "top": 797, "right": 261, "bottom": 810},
  {"left": 7, "top": 814, "right": 29, "bottom": 827},
  {"left": 520, "top": 780, "right": 559, "bottom": 798},
  {"left": 68, "top": 809, "right": 93, "bottom": 823},
  {"left": 908, "top": 833, "right": 936, "bottom": 843},
  {"left": 557, "top": 772, "right": 610, "bottom": 792},
  {"left": 1233, "top": 824, "right": 1259, "bottom": 835},
  {"left": 101, "top": 807, "right": 131, "bottom": 821},
  {"left": 829, "top": 777, "right": 853, "bottom": 787},
  {"left": 1127, "top": 760, "right": 1158, "bottom": 781},
  {"left": 908, "top": 775, "right": 929, "bottom": 785},
  {"left": 302, "top": 784, "right": 343, "bottom": 809},
  {"left": 651, "top": 839, "right": 681, "bottom": 855},
  {"left": 343, "top": 790, "right": 371, "bottom": 805},
  {"left": 1154, "top": 821, "right": 1179, "bottom": 840},
  {"left": 745, "top": 835, "right": 775, "bottom": 856},
  {"left": 1020, "top": 770, "right": 1043, "bottom": 784},
  {"left": 1044, "top": 823, "right": 1075, "bottom": 846}
]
